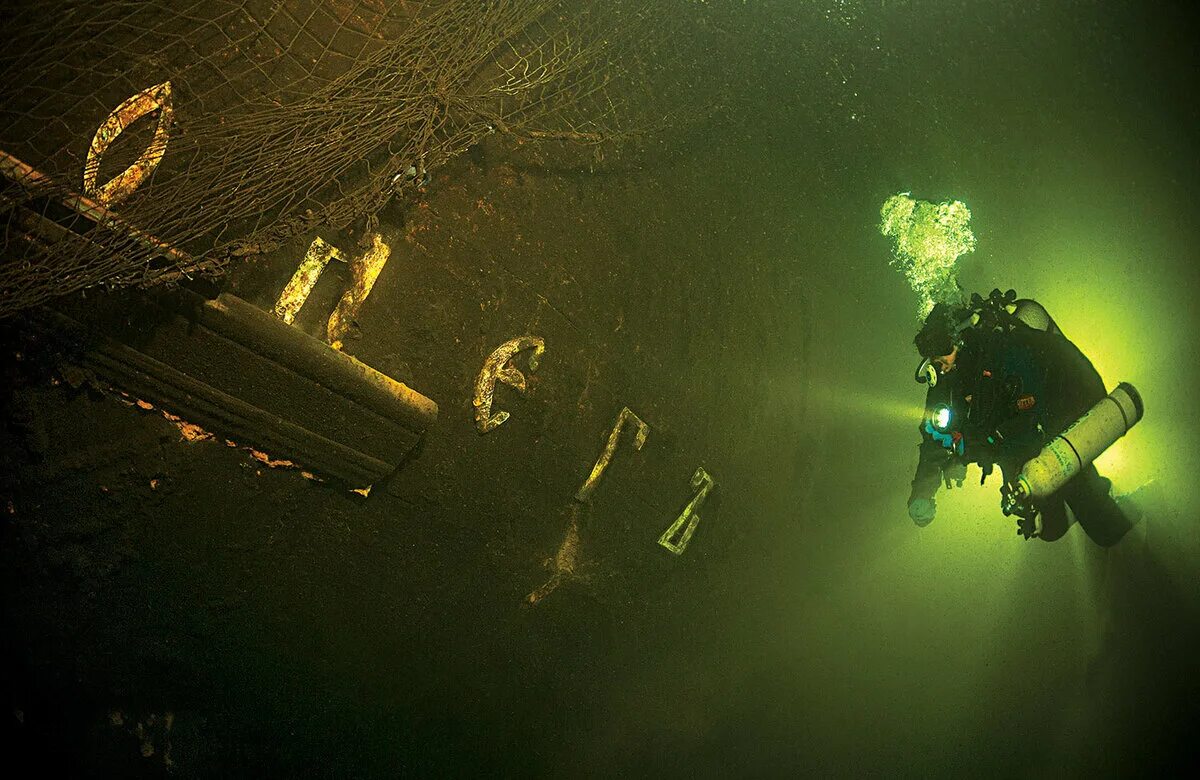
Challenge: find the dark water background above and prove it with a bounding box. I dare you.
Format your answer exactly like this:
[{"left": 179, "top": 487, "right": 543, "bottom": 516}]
[{"left": 2, "top": 0, "right": 1198, "bottom": 775}]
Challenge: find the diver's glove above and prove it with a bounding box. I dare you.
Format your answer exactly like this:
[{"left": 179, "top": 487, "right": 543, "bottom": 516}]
[
  {"left": 908, "top": 497, "right": 936, "bottom": 527},
  {"left": 942, "top": 461, "right": 967, "bottom": 489},
  {"left": 923, "top": 419, "right": 965, "bottom": 457}
]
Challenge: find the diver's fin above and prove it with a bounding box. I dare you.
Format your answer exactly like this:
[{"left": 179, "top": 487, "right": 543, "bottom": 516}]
[{"left": 1117, "top": 479, "right": 1166, "bottom": 527}]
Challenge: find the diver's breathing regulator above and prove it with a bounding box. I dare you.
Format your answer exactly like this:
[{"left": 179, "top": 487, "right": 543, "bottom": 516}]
[
  {"left": 1001, "top": 382, "right": 1144, "bottom": 538},
  {"left": 913, "top": 309, "right": 976, "bottom": 388}
]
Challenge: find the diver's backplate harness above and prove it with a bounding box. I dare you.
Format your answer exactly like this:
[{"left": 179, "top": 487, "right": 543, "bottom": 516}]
[
  {"left": 914, "top": 288, "right": 1059, "bottom": 389},
  {"left": 914, "top": 289, "right": 1143, "bottom": 540}
]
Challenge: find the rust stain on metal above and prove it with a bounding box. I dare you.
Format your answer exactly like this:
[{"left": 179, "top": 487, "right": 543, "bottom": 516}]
[
  {"left": 526, "top": 506, "right": 583, "bottom": 606},
  {"left": 124, "top": 393, "right": 319, "bottom": 474},
  {"left": 109, "top": 709, "right": 175, "bottom": 770},
  {"left": 248, "top": 449, "right": 298, "bottom": 469},
  {"left": 158, "top": 410, "right": 215, "bottom": 443}
]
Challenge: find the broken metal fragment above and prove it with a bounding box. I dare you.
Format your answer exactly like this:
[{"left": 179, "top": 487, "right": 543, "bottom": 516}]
[
  {"left": 658, "top": 466, "right": 715, "bottom": 555},
  {"left": 575, "top": 406, "right": 648, "bottom": 502},
  {"left": 274, "top": 237, "right": 345, "bottom": 325},
  {"left": 473, "top": 336, "right": 546, "bottom": 433},
  {"left": 83, "top": 81, "right": 173, "bottom": 206},
  {"left": 327, "top": 233, "right": 391, "bottom": 350}
]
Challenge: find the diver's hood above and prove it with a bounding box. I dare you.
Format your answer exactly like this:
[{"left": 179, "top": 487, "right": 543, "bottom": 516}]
[{"left": 914, "top": 310, "right": 978, "bottom": 388}]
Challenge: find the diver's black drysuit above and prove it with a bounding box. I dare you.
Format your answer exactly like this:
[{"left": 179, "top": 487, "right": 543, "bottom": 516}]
[{"left": 908, "top": 322, "right": 1134, "bottom": 546}]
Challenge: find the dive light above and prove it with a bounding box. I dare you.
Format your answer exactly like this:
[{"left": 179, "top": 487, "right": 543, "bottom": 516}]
[{"left": 930, "top": 403, "right": 953, "bottom": 432}]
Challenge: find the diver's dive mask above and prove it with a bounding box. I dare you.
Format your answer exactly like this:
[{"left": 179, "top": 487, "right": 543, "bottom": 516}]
[{"left": 913, "top": 309, "right": 978, "bottom": 388}]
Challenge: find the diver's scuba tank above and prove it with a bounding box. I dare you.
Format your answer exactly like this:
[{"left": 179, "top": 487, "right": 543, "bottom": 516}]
[
  {"left": 1010, "top": 298, "right": 1060, "bottom": 336},
  {"left": 1001, "top": 382, "right": 1144, "bottom": 536}
]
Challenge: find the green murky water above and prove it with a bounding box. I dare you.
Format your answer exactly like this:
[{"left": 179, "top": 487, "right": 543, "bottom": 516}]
[{"left": 2, "top": 1, "right": 1197, "bottom": 774}]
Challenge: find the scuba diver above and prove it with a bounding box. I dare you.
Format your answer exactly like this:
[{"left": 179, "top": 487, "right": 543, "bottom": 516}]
[{"left": 905, "top": 289, "right": 1144, "bottom": 546}]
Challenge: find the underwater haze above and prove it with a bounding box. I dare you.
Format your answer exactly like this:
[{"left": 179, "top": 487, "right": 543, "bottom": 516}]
[
  {"left": 2, "top": 0, "right": 1198, "bottom": 775},
  {"left": 691, "top": 0, "right": 1200, "bottom": 775}
]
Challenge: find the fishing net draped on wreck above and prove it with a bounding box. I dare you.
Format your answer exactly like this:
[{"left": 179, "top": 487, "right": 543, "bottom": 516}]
[{"left": 0, "top": 0, "right": 705, "bottom": 317}]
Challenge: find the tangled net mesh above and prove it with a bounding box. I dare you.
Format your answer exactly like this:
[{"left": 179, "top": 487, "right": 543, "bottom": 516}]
[{"left": 0, "top": 0, "right": 710, "bottom": 318}]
